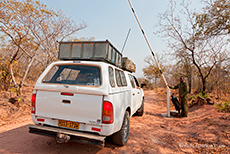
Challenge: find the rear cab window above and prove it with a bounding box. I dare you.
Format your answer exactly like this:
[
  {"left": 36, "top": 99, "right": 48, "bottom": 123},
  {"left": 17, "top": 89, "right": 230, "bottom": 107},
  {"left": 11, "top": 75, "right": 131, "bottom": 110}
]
[{"left": 42, "top": 64, "right": 101, "bottom": 86}]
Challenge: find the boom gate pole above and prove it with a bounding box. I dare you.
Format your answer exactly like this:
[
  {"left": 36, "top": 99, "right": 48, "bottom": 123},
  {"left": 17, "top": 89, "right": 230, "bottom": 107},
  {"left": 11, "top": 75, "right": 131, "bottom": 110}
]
[{"left": 128, "top": 0, "right": 171, "bottom": 117}]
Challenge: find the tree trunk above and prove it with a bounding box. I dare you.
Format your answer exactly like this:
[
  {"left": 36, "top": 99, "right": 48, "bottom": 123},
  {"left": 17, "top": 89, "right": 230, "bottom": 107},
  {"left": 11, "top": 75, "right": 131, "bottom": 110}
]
[
  {"left": 9, "top": 44, "right": 21, "bottom": 90},
  {"left": 217, "top": 81, "right": 220, "bottom": 99},
  {"left": 191, "top": 50, "right": 207, "bottom": 94},
  {"left": 185, "top": 63, "right": 192, "bottom": 94},
  {"left": 202, "top": 78, "right": 206, "bottom": 94},
  {"left": 19, "top": 56, "right": 35, "bottom": 94},
  {"left": 188, "top": 74, "right": 192, "bottom": 93},
  {"left": 10, "top": 64, "right": 17, "bottom": 88}
]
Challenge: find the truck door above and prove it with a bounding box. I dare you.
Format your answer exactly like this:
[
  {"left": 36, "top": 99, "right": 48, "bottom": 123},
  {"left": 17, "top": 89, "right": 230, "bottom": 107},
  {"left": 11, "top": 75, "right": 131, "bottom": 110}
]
[{"left": 128, "top": 75, "right": 141, "bottom": 113}]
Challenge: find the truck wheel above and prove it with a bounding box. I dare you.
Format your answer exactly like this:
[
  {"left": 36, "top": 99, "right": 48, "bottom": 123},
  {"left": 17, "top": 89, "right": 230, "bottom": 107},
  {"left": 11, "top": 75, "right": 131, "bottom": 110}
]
[
  {"left": 135, "top": 99, "right": 144, "bottom": 116},
  {"left": 112, "top": 111, "right": 130, "bottom": 146}
]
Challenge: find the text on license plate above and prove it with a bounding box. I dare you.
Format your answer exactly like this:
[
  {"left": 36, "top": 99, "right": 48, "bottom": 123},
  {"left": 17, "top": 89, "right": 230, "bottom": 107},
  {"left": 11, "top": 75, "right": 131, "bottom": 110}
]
[{"left": 58, "top": 120, "right": 79, "bottom": 129}]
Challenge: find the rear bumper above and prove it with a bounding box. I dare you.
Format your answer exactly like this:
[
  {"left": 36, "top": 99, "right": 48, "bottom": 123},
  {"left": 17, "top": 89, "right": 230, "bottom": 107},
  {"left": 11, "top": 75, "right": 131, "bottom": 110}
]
[{"left": 29, "top": 125, "right": 106, "bottom": 147}]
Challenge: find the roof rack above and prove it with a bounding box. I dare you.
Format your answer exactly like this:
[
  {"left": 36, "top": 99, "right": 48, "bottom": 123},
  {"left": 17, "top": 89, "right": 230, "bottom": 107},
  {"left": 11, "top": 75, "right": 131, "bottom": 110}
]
[
  {"left": 58, "top": 40, "right": 136, "bottom": 72},
  {"left": 58, "top": 40, "right": 122, "bottom": 68}
]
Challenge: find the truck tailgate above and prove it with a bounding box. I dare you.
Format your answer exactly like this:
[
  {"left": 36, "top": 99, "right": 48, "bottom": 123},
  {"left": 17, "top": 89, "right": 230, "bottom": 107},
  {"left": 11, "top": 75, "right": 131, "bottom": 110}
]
[{"left": 36, "top": 90, "right": 103, "bottom": 124}]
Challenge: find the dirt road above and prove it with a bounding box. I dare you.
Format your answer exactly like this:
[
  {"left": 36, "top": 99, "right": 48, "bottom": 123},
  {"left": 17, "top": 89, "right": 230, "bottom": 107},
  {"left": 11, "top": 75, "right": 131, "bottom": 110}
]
[{"left": 0, "top": 90, "right": 229, "bottom": 154}]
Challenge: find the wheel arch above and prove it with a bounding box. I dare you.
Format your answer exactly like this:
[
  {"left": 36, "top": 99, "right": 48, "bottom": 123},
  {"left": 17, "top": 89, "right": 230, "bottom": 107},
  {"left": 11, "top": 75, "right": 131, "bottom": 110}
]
[{"left": 126, "top": 106, "right": 131, "bottom": 117}]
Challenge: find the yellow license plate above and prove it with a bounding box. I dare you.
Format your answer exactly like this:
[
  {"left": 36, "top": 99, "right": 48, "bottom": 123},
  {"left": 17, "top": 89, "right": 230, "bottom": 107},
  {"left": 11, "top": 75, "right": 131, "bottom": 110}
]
[{"left": 58, "top": 120, "right": 79, "bottom": 129}]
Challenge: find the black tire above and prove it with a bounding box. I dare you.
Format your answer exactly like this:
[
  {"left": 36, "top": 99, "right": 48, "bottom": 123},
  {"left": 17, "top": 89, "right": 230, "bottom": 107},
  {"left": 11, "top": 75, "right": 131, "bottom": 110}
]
[
  {"left": 112, "top": 111, "right": 130, "bottom": 146},
  {"left": 135, "top": 99, "right": 144, "bottom": 116}
]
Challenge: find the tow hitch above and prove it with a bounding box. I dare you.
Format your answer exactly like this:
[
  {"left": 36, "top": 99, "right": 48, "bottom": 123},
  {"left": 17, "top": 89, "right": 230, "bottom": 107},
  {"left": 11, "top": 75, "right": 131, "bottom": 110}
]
[{"left": 56, "top": 131, "right": 70, "bottom": 143}]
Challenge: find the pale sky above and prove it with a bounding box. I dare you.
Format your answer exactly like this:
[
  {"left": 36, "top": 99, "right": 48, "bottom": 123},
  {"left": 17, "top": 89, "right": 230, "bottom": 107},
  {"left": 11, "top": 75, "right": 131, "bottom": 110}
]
[{"left": 40, "top": 0, "right": 203, "bottom": 78}]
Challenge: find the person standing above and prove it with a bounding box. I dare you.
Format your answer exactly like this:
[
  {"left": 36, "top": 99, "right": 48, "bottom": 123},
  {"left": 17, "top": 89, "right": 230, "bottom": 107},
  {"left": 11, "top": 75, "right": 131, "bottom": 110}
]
[{"left": 169, "top": 77, "right": 189, "bottom": 117}]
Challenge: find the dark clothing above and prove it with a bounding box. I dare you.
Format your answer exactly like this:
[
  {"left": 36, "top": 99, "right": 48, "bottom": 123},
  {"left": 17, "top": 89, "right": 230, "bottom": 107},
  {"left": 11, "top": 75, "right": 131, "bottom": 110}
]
[{"left": 169, "top": 82, "right": 188, "bottom": 117}]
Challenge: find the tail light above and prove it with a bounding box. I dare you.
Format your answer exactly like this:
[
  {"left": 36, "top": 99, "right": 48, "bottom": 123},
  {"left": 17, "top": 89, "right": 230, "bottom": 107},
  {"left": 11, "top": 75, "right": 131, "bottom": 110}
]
[
  {"left": 102, "top": 101, "right": 114, "bottom": 124},
  {"left": 31, "top": 93, "right": 36, "bottom": 114}
]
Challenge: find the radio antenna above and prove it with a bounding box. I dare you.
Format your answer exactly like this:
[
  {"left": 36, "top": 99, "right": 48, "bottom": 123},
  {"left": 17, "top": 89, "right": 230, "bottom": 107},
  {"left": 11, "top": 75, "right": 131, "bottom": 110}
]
[{"left": 121, "top": 28, "right": 131, "bottom": 53}]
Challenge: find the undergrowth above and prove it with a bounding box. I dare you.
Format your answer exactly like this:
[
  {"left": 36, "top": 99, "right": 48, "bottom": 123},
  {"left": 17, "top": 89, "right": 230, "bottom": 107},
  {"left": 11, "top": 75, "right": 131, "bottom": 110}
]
[
  {"left": 189, "top": 92, "right": 209, "bottom": 101},
  {"left": 214, "top": 100, "right": 230, "bottom": 112}
]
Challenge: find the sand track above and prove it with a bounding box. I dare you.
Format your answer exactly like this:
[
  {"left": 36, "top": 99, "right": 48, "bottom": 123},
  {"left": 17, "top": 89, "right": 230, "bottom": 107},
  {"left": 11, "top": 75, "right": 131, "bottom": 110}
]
[{"left": 0, "top": 90, "right": 229, "bottom": 154}]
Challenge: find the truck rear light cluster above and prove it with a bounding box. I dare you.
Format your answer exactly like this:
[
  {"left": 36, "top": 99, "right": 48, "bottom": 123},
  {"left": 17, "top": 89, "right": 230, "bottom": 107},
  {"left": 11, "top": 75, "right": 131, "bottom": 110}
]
[
  {"left": 102, "top": 101, "right": 114, "bottom": 124},
  {"left": 31, "top": 93, "right": 36, "bottom": 114}
]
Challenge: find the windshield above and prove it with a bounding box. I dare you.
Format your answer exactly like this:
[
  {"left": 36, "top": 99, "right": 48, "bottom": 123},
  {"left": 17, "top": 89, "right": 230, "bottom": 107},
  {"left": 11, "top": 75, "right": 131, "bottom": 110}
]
[{"left": 42, "top": 64, "right": 101, "bottom": 86}]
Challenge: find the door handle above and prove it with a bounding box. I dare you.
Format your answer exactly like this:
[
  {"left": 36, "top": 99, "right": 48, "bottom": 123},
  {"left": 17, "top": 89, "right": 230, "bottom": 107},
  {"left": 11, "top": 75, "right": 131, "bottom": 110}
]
[
  {"left": 133, "top": 93, "right": 135, "bottom": 96},
  {"left": 62, "top": 100, "right": 71, "bottom": 104}
]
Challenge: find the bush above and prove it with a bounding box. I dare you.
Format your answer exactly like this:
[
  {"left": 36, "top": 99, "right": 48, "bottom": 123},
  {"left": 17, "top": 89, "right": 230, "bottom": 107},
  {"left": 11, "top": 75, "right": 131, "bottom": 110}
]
[
  {"left": 196, "top": 92, "right": 209, "bottom": 98},
  {"left": 214, "top": 100, "right": 230, "bottom": 112},
  {"left": 189, "top": 92, "right": 209, "bottom": 102}
]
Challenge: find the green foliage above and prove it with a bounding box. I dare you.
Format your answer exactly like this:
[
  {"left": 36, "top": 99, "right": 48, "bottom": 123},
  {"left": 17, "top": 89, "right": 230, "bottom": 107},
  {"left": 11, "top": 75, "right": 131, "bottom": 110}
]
[
  {"left": 189, "top": 92, "right": 209, "bottom": 102},
  {"left": 189, "top": 95, "right": 196, "bottom": 100},
  {"left": 214, "top": 100, "right": 230, "bottom": 112},
  {"left": 196, "top": 92, "right": 209, "bottom": 98}
]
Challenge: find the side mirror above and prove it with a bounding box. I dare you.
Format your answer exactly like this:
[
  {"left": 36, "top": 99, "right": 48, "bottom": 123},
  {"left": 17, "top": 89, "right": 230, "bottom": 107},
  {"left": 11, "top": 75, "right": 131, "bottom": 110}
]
[{"left": 141, "top": 83, "right": 146, "bottom": 88}]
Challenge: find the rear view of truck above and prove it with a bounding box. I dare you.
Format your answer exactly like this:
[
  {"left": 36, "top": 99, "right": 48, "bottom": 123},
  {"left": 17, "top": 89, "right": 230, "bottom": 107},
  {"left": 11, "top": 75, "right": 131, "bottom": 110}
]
[
  {"left": 29, "top": 41, "right": 123, "bottom": 147},
  {"left": 29, "top": 61, "right": 113, "bottom": 146},
  {"left": 29, "top": 40, "right": 143, "bottom": 147}
]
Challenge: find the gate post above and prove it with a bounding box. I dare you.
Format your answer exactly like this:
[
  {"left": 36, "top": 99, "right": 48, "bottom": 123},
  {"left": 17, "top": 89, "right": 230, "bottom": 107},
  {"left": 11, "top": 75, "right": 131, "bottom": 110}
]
[{"left": 167, "top": 87, "right": 170, "bottom": 117}]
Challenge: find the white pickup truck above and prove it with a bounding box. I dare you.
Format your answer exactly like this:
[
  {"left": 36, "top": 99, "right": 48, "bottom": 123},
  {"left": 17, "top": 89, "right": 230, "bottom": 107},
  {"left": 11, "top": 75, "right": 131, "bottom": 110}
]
[{"left": 29, "top": 41, "right": 144, "bottom": 147}]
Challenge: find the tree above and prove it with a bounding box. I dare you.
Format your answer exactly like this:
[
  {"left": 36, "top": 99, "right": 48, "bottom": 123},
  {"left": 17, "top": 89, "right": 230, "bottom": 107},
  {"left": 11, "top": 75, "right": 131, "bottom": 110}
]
[
  {"left": 0, "top": 0, "right": 87, "bottom": 93},
  {"left": 155, "top": 0, "right": 228, "bottom": 93},
  {"left": 195, "top": 0, "right": 230, "bottom": 37},
  {"left": 206, "top": 49, "right": 230, "bottom": 97},
  {"left": 174, "top": 49, "right": 193, "bottom": 93},
  {"left": 143, "top": 55, "right": 165, "bottom": 88},
  {"left": 138, "top": 78, "right": 153, "bottom": 90}
]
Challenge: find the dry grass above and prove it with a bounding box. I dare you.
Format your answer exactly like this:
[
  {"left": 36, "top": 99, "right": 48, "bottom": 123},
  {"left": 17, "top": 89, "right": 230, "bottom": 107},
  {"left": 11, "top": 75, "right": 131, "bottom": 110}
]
[{"left": 0, "top": 86, "right": 33, "bottom": 126}]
